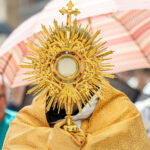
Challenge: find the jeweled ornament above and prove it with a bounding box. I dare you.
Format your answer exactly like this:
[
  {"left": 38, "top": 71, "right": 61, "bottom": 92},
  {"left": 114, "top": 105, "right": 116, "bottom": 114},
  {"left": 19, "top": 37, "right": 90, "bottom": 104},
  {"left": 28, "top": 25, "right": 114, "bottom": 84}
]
[{"left": 21, "top": 0, "right": 114, "bottom": 134}]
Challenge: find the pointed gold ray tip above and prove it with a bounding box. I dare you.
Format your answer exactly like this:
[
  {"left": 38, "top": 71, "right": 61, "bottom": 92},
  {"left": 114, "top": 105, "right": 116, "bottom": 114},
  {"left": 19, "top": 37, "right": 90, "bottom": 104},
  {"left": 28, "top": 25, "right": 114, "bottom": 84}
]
[{"left": 59, "top": 0, "right": 80, "bottom": 28}]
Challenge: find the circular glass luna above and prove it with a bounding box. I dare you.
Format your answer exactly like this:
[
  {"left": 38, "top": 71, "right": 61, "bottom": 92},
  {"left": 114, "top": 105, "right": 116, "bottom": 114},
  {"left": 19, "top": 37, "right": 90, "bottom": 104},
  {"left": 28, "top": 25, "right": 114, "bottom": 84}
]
[{"left": 56, "top": 56, "right": 78, "bottom": 77}]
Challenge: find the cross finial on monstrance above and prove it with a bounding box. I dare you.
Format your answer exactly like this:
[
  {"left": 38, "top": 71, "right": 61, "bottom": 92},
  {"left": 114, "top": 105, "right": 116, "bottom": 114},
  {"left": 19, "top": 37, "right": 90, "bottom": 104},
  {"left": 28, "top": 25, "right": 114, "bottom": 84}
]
[{"left": 59, "top": 0, "right": 80, "bottom": 28}]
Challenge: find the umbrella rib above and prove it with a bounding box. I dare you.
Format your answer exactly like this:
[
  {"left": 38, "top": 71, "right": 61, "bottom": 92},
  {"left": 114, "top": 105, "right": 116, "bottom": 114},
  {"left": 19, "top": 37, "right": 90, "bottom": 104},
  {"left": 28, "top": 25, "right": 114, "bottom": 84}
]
[{"left": 0, "top": 53, "right": 12, "bottom": 75}]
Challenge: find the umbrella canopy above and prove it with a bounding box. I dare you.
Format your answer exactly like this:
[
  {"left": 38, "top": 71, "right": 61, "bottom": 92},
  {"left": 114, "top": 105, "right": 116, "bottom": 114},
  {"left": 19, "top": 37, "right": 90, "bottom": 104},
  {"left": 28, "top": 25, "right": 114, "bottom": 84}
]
[{"left": 1, "top": 0, "right": 150, "bottom": 87}]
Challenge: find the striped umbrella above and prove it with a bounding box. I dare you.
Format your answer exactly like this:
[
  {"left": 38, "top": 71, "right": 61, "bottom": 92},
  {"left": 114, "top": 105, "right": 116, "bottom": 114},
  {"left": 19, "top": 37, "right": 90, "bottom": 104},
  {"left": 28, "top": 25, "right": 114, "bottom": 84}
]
[{"left": 0, "top": 0, "right": 150, "bottom": 87}]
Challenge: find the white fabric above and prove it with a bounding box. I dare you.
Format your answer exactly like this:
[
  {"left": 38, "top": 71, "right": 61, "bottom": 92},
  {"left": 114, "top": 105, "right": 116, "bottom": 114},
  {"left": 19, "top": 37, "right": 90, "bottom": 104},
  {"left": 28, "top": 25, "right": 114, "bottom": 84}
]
[
  {"left": 135, "top": 98, "right": 150, "bottom": 139},
  {"left": 54, "top": 90, "right": 100, "bottom": 129}
]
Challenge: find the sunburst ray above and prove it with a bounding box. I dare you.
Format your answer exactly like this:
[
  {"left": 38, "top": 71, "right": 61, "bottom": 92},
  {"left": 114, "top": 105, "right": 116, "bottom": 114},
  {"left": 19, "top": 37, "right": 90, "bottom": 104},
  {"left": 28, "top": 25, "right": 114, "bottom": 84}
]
[{"left": 22, "top": 15, "right": 114, "bottom": 116}]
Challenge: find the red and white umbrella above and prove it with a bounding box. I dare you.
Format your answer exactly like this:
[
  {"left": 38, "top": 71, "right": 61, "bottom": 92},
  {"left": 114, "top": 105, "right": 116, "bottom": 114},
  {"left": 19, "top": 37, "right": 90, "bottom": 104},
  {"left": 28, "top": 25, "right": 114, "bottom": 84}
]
[{"left": 0, "top": 0, "right": 150, "bottom": 87}]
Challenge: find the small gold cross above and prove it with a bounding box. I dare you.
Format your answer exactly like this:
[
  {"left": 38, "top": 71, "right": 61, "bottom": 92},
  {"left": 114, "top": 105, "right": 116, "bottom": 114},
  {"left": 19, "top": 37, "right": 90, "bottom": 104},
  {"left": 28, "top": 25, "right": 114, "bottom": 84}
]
[{"left": 59, "top": 0, "right": 80, "bottom": 28}]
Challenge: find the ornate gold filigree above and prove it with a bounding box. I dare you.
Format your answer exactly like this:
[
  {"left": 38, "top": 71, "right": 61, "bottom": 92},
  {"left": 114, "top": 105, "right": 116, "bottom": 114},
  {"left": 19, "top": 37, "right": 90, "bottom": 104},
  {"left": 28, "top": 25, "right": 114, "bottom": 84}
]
[
  {"left": 21, "top": 0, "right": 114, "bottom": 133},
  {"left": 59, "top": 0, "right": 80, "bottom": 28}
]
